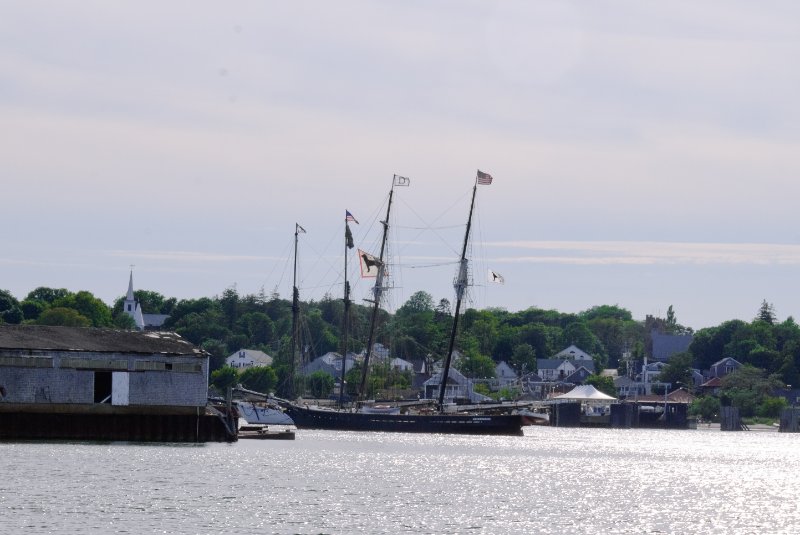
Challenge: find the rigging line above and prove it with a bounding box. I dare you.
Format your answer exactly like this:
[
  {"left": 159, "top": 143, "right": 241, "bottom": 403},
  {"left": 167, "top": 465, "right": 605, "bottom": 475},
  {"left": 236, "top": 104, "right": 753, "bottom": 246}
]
[
  {"left": 405, "top": 261, "right": 460, "bottom": 269},
  {"left": 257, "top": 234, "right": 295, "bottom": 297},
  {"left": 395, "top": 190, "right": 469, "bottom": 258},
  {"left": 395, "top": 224, "right": 463, "bottom": 230}
]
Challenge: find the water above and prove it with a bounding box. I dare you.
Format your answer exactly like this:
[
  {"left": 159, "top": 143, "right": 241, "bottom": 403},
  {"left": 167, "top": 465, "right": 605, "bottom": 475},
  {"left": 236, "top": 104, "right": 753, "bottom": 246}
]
[{"left": 2, "top": 427, "right": 798, "bottom": 534}]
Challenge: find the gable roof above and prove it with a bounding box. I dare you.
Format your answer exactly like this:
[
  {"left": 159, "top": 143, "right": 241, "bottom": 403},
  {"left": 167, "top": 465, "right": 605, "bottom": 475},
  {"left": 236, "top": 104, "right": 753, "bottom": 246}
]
[
  {"left": 0, "top": 325, "right": 203, "bottom": 356},
  {"left": 554, "top": 344, "right": 592, "bottom": 361}
]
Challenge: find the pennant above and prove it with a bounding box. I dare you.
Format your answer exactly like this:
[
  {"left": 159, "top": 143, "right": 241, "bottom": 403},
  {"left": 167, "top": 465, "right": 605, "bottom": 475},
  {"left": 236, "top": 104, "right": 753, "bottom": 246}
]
[
  {"left": 358, "top": 249, "right": 382, "bottom": 278},
  {"left": 477, "top": 170, "right": 493, "bottom": 185},
  {"left": 346, "top": 210, "right": 359, "bottom": 224},
  {"left": 393, "top": 174, "right": 411, "bottom": 187},
  {"left": 345, "top": 224, "right": 354, "bottom": 249},
  {"left": 296, "top": 223, "right": 306, "bottom": 234},
  {"left": 488, "top": 269, "right": 504, "bottom": 284}
]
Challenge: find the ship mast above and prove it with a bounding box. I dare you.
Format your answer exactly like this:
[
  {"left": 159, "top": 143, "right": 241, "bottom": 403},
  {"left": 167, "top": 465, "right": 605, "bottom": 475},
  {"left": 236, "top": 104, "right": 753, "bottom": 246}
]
[
  {"left": 288, "top": 222, "right": 304, "bottom": 400},
  {"left": 340, "top": 214, "right": 356, "bottom": 407},
  {"left": 357, "top": 174, "right": 409, "bottom": 401},
  {"left": 438, "top": 175, "right": 483, "bottom": 410}
]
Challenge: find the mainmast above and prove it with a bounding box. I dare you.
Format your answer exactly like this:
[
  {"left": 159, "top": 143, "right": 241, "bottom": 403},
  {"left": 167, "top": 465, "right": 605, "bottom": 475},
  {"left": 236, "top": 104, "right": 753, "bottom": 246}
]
[
  {"left": 289, "top": 222, "right": 305, "bottom": 400},
  {"left": 358, "top": 174, "right": 410, "bottom": 401},
  {"left": 438, "top": 170, "right": 492, "bottom": 410}
]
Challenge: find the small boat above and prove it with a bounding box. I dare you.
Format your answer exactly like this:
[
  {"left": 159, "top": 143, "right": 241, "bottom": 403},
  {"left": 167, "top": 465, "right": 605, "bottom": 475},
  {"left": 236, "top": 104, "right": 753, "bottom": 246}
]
[{"left": 236, "top": 401, "right": 295, "bottom": 425}]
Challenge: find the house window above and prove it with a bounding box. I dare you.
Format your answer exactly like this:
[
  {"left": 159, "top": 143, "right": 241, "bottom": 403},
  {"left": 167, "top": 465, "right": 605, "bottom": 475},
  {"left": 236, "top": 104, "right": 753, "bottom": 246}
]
[{"left": 127, "top": 304, "right": 132, "bottom": 311}]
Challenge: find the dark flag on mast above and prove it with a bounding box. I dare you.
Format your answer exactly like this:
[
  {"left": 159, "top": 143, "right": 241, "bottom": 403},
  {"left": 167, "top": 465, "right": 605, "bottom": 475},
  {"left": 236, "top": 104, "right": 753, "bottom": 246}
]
[
  {"left": 477, "top": 170, "right": 493, "bottom": 185},
  {"left": 345, "top": 223, "right": 354, "bottom": 249}
]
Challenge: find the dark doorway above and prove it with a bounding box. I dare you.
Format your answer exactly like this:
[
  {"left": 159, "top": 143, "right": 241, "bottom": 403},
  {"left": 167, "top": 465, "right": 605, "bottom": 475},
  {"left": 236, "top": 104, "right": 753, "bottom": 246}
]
[{"left": 94, "top": 371, "right": 112, "bottom": 403}]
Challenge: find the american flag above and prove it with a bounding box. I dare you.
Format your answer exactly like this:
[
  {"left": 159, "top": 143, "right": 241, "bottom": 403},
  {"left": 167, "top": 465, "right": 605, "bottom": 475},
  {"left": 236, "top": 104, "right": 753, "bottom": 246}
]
[
  {"left": 477, "top": 170, "right": 493, "bottom": 185},
  {"left": 345, "top": 210, "right": 359, "bottom": 224}
]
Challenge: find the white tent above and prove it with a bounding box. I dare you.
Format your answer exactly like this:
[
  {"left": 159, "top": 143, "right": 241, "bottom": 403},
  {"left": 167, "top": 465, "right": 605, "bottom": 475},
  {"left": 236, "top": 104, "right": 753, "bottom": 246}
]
[{"left": 553, "top": 384, "right": 617, "bottom": 401}]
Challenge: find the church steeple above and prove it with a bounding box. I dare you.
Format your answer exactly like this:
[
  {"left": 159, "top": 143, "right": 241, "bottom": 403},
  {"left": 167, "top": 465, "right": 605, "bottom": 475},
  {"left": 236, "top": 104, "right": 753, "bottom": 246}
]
[
  {"left": 123, "top": 269, "right": 145, "bottom": 330},
  {"left": 126, "top": 270, "right": 135, "bottom": 301}
]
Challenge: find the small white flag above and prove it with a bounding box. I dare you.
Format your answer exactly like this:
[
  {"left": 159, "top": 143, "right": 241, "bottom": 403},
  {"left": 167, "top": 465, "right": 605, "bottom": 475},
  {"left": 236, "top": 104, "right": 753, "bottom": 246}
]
[
  {"left": 393, "top": 174, "right": 411, "bottom": 187},
  {"left": 488, "top": 269, "right": 504, "bottom": 284},
  {"left": 296, "top": 223, "right": 306, "bottom": 234}
]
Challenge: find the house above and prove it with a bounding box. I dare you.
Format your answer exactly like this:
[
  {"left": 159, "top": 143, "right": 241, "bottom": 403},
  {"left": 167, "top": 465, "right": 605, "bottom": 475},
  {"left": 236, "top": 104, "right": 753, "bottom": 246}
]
[
  {"left": 492, "top": 361, "right": 518, "bottom": 389},
  {"left": 537, "top": 358, "right": 596, "bottom": 382},
  {"left": 422, "top": 368, "right": 491, "bottom": 403},
  {"left": 226, "top": 349, "right": 272, "bottom": 369},
  {"left": 123, "top": 271, "right": 170, "bottom": 331},
  {"left": 301, "top": 352, "right": 356, "bottom": 378},
  {"left": 709, "top": 357, "right": 742, "bottom": 379},
  {"left": 554, "top": 344, "right": 593, "bottom": 361},
  {"left": 651, "top": 331, "right": 693, "bottom": 362},
  {"left": 0, "top": 324, "right": 233, "bottom": 442},
  {"left": 389, "top": 357, "right": 414, "bottom": 372},
  {"left": 643, "top": 361, "right": 668, "bottom": 383},
  {"left": 563, "top": 365, "right": 593, "bottom": 385},
  {"left": 614, "top": 375, "right": 646, "bottom": 398}
]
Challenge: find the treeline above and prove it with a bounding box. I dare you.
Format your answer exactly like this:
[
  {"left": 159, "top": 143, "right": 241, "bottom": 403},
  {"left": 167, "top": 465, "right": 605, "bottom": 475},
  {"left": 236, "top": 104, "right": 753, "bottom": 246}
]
[{"left": 3, "top": 287, "right": 798, "bottom": 395}]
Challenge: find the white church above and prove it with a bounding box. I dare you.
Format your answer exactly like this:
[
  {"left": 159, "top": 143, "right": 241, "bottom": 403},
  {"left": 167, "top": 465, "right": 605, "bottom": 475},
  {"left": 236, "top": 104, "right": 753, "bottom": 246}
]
[{"left": 123, "top": 271, "right": 170, "bottom": 331}]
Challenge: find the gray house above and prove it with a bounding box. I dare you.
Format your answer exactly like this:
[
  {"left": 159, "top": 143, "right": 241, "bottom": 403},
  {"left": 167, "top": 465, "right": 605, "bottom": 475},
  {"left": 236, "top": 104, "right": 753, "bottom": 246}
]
[{"left": 0, "top": 325, "right": 231, "bottom": 441}]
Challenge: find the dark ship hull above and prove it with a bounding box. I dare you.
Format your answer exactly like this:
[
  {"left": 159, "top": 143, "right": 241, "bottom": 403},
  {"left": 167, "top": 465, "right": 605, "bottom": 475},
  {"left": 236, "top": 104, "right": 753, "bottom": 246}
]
[{"left": 284, "top": 405, "right": 524, "bottom": 436}]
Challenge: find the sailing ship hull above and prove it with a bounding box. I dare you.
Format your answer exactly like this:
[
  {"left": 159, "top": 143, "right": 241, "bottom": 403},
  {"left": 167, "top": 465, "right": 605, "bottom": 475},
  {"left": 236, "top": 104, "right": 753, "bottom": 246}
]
[{"left": 284, "top": 405, "right": 523, "bottom": 436}]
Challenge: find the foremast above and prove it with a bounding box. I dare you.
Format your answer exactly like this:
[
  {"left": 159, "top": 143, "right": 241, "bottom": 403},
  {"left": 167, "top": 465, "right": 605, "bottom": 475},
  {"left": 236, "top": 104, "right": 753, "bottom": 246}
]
[
  {"left": 357, "top": 174, "right": 409, "bottom": 401},
  {"left": 340, "top": 212, "right": 357, "bottom": 407},
  {"left": 438, "top": 170, "right": 492, "bottom": 410}
]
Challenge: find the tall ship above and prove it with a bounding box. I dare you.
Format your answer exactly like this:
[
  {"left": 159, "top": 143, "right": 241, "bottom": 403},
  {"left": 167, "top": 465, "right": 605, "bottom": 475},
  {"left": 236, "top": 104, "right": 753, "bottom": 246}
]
[{"left": 280, "top": 172, "right": 523, "bottom": 436}]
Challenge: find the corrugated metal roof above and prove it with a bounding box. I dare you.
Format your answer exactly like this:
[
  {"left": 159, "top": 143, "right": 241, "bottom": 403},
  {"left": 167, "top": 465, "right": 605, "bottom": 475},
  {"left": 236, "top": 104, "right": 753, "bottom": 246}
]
[{"left": 0, "top": 325, "right": 204, "bottom": 356}]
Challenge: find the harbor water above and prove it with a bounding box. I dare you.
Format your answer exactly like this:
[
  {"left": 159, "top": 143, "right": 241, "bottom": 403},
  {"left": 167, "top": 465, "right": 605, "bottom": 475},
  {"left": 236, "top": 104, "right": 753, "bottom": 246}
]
[{"left": 2, "top": 426, "right": 799, "bottom": 534}]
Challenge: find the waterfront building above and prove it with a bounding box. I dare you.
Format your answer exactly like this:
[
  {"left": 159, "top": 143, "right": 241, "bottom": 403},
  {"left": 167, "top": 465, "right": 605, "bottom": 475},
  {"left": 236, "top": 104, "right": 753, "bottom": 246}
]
[{"left": 0, "top": 324, "right": 233, "bottom": 441}]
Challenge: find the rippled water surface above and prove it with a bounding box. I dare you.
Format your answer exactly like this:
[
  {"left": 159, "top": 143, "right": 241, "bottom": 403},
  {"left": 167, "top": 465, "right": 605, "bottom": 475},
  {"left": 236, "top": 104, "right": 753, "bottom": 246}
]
[{"left": 2, "top": 427, "right": 799, "bottom": 534}]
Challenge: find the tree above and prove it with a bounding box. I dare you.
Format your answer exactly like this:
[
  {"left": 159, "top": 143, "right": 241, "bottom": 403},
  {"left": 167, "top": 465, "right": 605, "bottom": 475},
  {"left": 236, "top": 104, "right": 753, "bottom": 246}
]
[
  {"left": 53, "top": 291, "right": 113, "bottom": 327},
  {"left": 239, "top": 366, "right": 278, "bottom": 394},
  {"left": 657, "top": 351, "right": 694, "bottom": 389},
  {"left": 510, "top": 343, "right": 536, "bottom": 373},
  {"left": 756, "top": 299, "right": 777, "bottom": 325},
  {"left": 458, "top": 349, "right": 496, "bottom": 379},
  {"left": 0, "top": 289, "right": 23, "bottom": 324},
  {"left": 35, "top": 307, "right": 91, "bottom": 327},
  {"left": 210, "top": 366, "right": 239, "bottom": 392},
  {"left": 306, "top": 371, "right": 334, "bottom": 398}
]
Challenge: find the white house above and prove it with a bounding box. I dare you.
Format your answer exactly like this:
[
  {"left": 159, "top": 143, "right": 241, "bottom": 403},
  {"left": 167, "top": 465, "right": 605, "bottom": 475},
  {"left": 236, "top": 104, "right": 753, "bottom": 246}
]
[
  {"left": 226, "top": 349, "right": 273, "bottom": 369},
  {"left": 555, "top": 344, "right": 593, "bottom": 361},
  {"left": 492, "top": 361, "right": 518, "bottom": 389}
]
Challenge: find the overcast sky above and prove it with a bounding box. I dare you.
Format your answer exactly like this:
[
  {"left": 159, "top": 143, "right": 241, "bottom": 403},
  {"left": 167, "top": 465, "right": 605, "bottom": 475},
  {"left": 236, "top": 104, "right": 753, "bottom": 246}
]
[{"left": 3, "top": 1, "right": 800, "bottom": 330}]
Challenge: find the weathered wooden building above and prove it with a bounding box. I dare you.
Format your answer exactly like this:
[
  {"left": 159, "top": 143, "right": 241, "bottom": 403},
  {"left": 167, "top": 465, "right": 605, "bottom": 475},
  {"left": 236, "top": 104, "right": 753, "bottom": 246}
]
[{"left": 0, "top": 325, "right": 235, "bottom": 442}]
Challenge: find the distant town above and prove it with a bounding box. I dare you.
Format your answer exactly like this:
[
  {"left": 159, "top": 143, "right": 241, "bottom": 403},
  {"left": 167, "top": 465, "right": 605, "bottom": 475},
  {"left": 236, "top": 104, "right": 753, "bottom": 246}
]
[{"left": 1, "top": 272, "right": 798, "bottom": 425}]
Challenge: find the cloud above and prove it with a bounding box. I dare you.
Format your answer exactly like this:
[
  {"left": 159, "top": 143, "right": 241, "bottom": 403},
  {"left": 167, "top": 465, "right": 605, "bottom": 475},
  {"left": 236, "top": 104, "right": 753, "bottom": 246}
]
[{"left": 487, "top": 240, "right": 800, "bottom": 266}]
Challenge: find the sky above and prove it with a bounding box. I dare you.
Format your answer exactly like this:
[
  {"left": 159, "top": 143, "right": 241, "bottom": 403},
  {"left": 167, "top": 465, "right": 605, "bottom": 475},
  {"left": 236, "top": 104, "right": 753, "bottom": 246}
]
[{"left": 2, "top": 1, "right": 800, "bottom": 330}]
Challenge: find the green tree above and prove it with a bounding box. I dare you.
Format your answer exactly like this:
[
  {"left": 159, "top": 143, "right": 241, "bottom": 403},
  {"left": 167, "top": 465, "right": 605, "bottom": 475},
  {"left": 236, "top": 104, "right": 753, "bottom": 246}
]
[
  {"left": 690, "top": 395, "right": 720, "bottom": 421},
  {"left": 35, "top": 307, "right": 92, "bottom": 327},
  {"left": 510, "top": 343, "right": 536, "bottom": 373},
  {"left": 657, "top": 351, "right": 694, "bottom": 389},
  {"left": 306, "top": 371, "right": 335, "bottom": 398},
  {"left": 210, "top": 366, "right": 239, "bottom": 392},
  {"left": 458, "top": 349, "right": 496, "bottom": 379},
  {"left": 239, "top": 366, "right": 278, "bottom": 394},
  {"left": 54, "top": 291, "right": 113, "bottom": 327},
  {"left": 756, "top": 299, "right": 777, "bottom": 325},
  {"left": 0, "top": 289, "right": 23, "bottom": 324}
]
